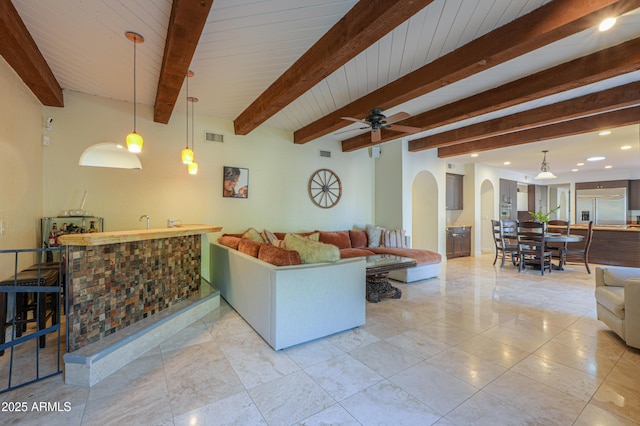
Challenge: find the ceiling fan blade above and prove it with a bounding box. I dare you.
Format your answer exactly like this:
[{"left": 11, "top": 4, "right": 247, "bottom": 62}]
[
  {"left": 371, "top": 130, "right": 381, "bottom": 143},
  {"left": 383, "top": 112, "right": 410, "bottom": 125},
  {"left": 334, "top": 126, "right": 369, "bottom": 136},
  {"left": 341, "top": 117, "right": 370, "bottom": 125},
  {"left": 389, "top": 124, "right": 421, "bottom": 133}
]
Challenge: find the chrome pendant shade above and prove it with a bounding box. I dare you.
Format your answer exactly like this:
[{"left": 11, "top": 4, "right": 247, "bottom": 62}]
[{"left": 535, "top": 150, "right": 557, "bottom": 180}]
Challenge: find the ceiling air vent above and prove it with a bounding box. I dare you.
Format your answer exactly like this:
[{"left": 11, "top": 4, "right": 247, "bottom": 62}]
[
  {"left": 205, "top": 131, "right": 224, "bottom": 143},
  {"left": 320, "top": 150, "right": 331, "bottom": 158}
]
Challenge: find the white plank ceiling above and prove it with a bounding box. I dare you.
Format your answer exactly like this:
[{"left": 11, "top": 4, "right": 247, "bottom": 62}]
[{"left": 9, "top": 0, "right": 640, "bottom": 178}]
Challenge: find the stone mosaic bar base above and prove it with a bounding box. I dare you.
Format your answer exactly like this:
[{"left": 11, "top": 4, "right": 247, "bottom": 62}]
[
  {"left": 64, "top": 283, "right": 219, "bottom": 386},
  {"left": 66, "top": 235, "right": 202, "bottom": 352}
]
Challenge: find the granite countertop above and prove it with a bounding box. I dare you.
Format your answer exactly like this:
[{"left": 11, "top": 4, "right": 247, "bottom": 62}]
[
  {"left": 58, "top": 224, "right": 222, "bottom": 246},
  {"left": 571, "top": 224, "right": 640, "bottom": 232}
]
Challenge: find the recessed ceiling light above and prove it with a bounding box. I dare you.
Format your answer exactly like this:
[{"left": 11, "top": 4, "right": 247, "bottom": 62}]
[
  {"left": 571, "top": 169, "right": 579, "bottom": 172},
  {"left": 605, "top": 165, "right": 613, "bottom": 169},
  {"left": 587, "top": 156, "right": 606, "bottom": 162},
  {"left": 577, "top": 162, "right": 584, "bottom": 166},
  {"left": 621, "top": 145, "right": 632, "bottom": 150},
  {"left": 599, "top": 17, "right": 617, "bottom": 32},
  {"left": 503, "top": 161, "right": 511, "bottom": 165},
  {"left": 470, "top": 153, "right": 479, "bottom": 158},
  {"left": 598, "top": 130, "right": 611, "bottom": 136}
]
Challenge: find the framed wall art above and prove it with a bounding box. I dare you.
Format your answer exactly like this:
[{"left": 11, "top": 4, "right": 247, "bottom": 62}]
[{"left": 223, "top": 166, "right": 249, "bottom": 198}]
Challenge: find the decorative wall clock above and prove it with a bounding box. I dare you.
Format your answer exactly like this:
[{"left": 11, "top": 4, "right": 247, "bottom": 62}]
[{"left": 308, "top": 168, "right": 342, "bottom": 208}]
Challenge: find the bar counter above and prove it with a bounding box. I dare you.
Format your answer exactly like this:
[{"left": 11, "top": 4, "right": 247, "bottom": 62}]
[
  {"left": 59, "top": 224, "right": 221, "bottom": 352},
  {"left": 567, "top": 224, "right": 640, "bottom": 268}
]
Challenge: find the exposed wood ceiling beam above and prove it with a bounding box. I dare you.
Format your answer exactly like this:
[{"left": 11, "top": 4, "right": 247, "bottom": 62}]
[
  {"left": 342, "top": 36, "right": 640, "bottom": 152},
  {"left": 295, "top": 0, "right": 640, "bottom": 146},
  {"left": 409, "top": 81, "right": 640, "bottom": 152},
  {"left": 437, "top": 106, "right": 640, "bottom": 158},
  {"left": 0, "top": 0, "right": 63, "bottom": 106},
  {"left": 153, "top": 0, "right": 214, "bottom": 124},
  {"left": 233, "top": 0, "right": 435, "bottom": 136}
]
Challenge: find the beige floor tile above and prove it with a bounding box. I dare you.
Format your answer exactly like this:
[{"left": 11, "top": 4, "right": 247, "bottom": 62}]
[
  {"left": 227, "top": 347, "right": 299, "bottom": 389},
  {"left": 427, "top": 347, "right": 507, "bottom": 388},
  {"left": 511, "top": 354, "right": 601, "bottom": 401},
  {"left": 389, "top": 361, "right": 478, "bottom": 415},
  {"left": 350, "top": 340, "right": 423, "bottom": 378},
  {"left": 534, "top": 339, "right": 616, "bottom": 380},
  {"left": 384, "top": 329, "right": 451, "bottom": 358},
  {"left": 444, "top": 390, "right": 536, "bottom": 426},
  {"left": 573, "top": 403, "right": 638, "bottom": 426},
  {"left": 283, "top": 338, "right": 345, "bottom": 369},
  {"left": 455, "top": 334, "right": 529, "bottom": 368},
  {"left": 173, "top": 391, "right": 266, "bottom": 426},
  {"left": 296, "top": 403, "right": 361, "bottom": 425},
  {"left": 484, "top": 371, "right": 587, "bottom": 424},
  {"left": 305, "top": 353, "right": 383, "bottom": 401},
  {"left": 415, "top": 320, "right": 477, "bottom": 345},
  {"left": 591, "top": 379, "right": 640, "bottom": 423},
  {"left": 248, "top": 370, "right": 335, "bottom": 425},
  {"left": 340, "top": 381, "right": 441, "bottom": 425},
  {"left": 326, "top": 328, "right": 380, "bottom": 352}
]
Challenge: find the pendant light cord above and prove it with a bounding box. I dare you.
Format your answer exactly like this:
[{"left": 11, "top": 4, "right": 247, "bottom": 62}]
[
  {"left": 133, "top": 35, "right": 137, "bottom": 132},
  {"left": 186, "top": 73, "right": 189, "bottom": 148},
  {"left": 191, "top": 97, "right": 195, "bottom": 151}
]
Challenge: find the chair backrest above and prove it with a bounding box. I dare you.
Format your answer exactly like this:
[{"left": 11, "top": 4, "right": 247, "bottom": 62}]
[
  {"left": 491, "top": 220, "right": 502, "bottom": 249},
  {"left": 547, "top": 220, "right": 570, "bottom": 235},
  {"left": 583, "top": 221, "right": 594, "bottom": 253},
  {"left": 517, "top": 221, "right": 546, "bottom": 250}
]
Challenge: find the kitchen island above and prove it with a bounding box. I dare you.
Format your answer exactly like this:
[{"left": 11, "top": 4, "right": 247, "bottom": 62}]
[{"left": 568, "top": 224, "right": 640, "bottom": 268}]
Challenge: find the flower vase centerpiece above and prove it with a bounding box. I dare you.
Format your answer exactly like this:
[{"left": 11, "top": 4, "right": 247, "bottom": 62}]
[{"left": 529, "top": 205, "right": 560, "bottom": 230}]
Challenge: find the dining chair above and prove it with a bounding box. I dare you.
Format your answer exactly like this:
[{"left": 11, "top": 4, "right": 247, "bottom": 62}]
[
  {"left": 564, "top": 221, "right": 594, "bottom": 273},
  {"left": 546, "top": 219, "right": 570, "bottom": 264},
  {"left": 517, "top": 221, "right": 552, "bottom": 275},
  {"left": 491, "top": 220, "right": 519, "bottom": 267}
]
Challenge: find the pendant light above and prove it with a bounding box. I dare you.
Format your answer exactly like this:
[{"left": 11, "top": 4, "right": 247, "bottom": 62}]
[
  {"left": 125, "top": 31, "right": 144, "bottom": 153},
  {"left": 188, "top": 96, "right": 199, "bottom": 175},
  {"left": 181, "top": 70, "right": 195, "bottom": 164},
  {"left": 535, "top": 150, "right": 557, "bottom": 179}
]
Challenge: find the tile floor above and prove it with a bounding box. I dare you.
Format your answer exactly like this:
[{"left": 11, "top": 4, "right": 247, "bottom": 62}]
[{"left": 1, "top": 255, "right": 639, "bottom": 425}]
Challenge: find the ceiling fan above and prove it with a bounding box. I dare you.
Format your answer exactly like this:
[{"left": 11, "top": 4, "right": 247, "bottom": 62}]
[{"left": 337, "top": 108, "right": 421, "bottom": 142}]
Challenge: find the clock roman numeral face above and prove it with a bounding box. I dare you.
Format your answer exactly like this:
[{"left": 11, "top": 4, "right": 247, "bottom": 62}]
[{"left": 308, "top": 169, "right": 342, "bottom": 208}]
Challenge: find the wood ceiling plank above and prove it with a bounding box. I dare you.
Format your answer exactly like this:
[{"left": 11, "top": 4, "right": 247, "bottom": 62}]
[
  {"left": 409, "top": 81, "right": 640, "bottom": 151},
  {"left": 153, "top": 0, "right": 214, "bottom": 124},
  {"left": 0, "top": 0, "right": 63, "bottom": 106},
  {"left": 296, "top": 0, "right": 640, "bottom": 145},
  {"left": 233, "top": 0, "right": 435, "bottom": 136},
  {"left": 343, "top": 36, "right": 640, "bottom": 151},
  {"left": 437, "top": 106, "right": 640, "bottom": 158}
]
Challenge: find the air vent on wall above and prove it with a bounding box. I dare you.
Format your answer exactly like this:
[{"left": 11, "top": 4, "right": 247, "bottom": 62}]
[
  {"left": 205, "top": 131, "right": 223, "bottom": 143},
  {"left": 320, "top": 150, "right": 331, "bottom": 158},
  {"left": 447, "top": 163, "right": 455, "bottom": 169}
]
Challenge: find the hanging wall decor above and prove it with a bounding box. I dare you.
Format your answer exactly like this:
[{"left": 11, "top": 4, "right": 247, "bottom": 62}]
[
  {"left": 223, "top": 166, "right": 249, "bottom": 198},
  {"left": 308, "top": 168, "right": 341, "bottom": 208}
]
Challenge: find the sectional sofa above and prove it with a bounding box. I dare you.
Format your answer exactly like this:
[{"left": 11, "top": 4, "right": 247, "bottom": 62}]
[{"left": 210, "top": 228, "right": 441, "bottom": 350}]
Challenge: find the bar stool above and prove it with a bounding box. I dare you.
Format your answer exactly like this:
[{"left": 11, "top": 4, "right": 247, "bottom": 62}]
[{"left": 0, "top": 269, "right": 59, "bottom": 355}]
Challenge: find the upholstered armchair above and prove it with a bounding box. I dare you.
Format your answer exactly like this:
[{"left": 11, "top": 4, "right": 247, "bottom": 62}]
[{"left": 595, "top": 266, "right": 640, "bottom": 349}]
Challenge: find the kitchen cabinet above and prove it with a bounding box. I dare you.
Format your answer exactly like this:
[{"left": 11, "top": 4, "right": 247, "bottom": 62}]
[
  {"left": 575, "top": 180, "right": 628, "bottom": 190},
  {"left": 446, "top": 226, "right": 471, "bottom": 258},
  {"left": 446, "top": 173, "right": 464, "bottom": 210},
  {"left": 629, "top": 180, "right": 640, "bottom": 210}
]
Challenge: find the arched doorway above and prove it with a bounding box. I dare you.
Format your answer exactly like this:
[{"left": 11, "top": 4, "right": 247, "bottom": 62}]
[
  {"left": 412, "top": 171, "right": 438, "bottom": 251},
  {"left": 480, "top": 179, "right": 495, "bottom": 254}
]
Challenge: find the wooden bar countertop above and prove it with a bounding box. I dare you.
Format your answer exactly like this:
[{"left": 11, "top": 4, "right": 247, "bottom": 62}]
[
  {"left": 58, "top": 224, "right": 222, "bottom": 246},
  {"left": 570, "top": 224, "right": 640, "bottom": 232}
]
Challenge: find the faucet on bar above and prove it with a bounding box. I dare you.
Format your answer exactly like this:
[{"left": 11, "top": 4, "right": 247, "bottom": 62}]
[{"left": 139, "top": 215, "right": 150, "bottom": 229}]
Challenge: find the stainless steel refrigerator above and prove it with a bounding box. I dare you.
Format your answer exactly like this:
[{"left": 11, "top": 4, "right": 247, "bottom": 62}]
[{"left": 576, "top": 187, "right": 627, "bottom": 226}]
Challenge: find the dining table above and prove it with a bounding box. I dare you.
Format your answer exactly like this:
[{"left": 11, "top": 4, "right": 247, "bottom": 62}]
[{"left": 545, "top": 233, "right": 585, "bottom": 270}]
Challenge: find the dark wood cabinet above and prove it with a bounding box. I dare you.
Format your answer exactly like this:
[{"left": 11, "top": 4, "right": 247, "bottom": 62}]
[
  {"left": 446, "top": 226, "right": 471, "bottom": 258},
  {"left": 446, "top": 173, "right": 464, "bottom": 210},
  {"left": 629, "top": 180, "right": 640, "bottom": 210},
  {"left": 575, "top": 180, "right": 628, "bottom": 190}
]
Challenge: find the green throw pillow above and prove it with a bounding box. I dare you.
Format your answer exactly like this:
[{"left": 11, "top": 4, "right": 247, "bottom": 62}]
[{"left": 284, "top": 233, "right": 339, "bottom": 263}]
